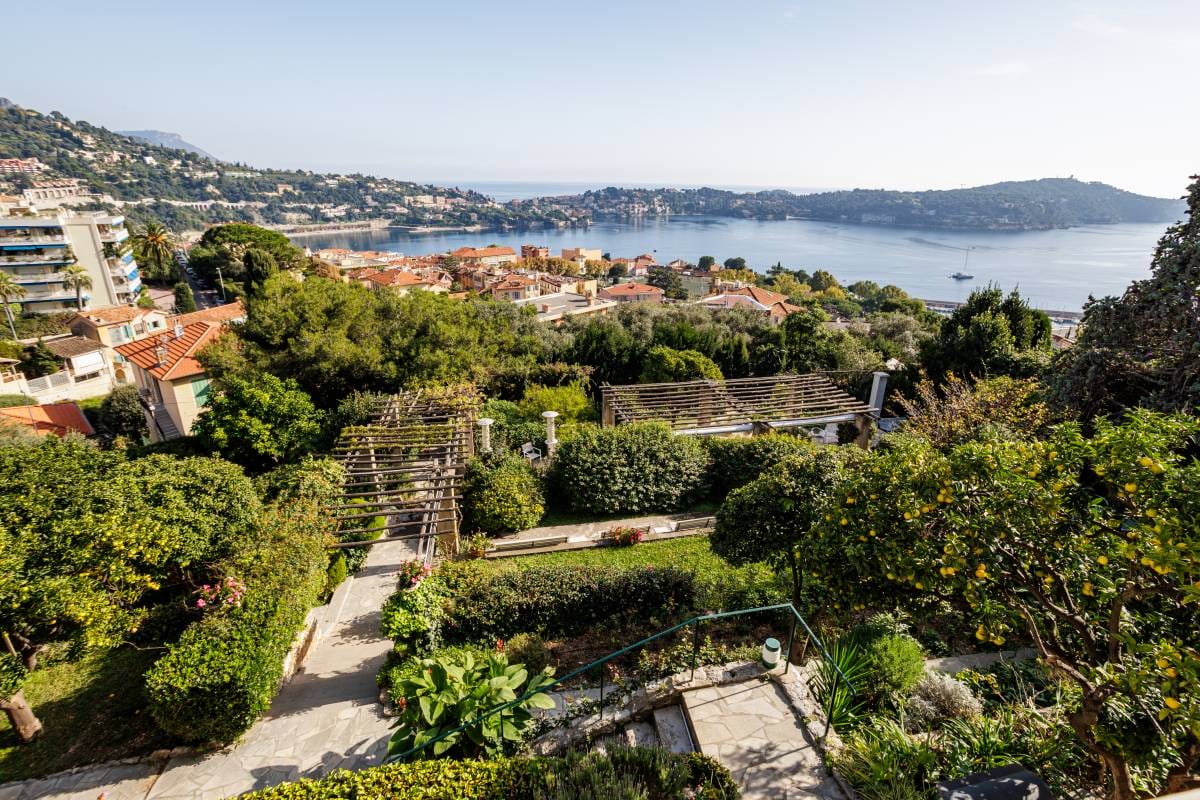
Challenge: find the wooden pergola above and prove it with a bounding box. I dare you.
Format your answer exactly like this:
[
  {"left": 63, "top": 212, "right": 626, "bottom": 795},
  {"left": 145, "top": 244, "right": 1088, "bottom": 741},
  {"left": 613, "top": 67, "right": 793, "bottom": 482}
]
[
  {"left": 326, "top": 388, "right": 479, "bottom": 564},
  {"left": 599, "top": 372, "right": 884, "bottom": 439}
]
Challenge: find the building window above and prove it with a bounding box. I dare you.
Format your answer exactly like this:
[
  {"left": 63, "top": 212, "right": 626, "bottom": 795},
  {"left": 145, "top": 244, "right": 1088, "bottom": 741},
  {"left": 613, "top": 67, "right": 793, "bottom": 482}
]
[{"left": 191, "top": 377, "right": 212, "bottom": 407}]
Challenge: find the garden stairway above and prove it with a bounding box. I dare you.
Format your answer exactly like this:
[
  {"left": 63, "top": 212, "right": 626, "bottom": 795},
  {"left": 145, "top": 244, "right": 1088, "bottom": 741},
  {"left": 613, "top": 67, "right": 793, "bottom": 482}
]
[{"left": 681, "top": 672, "right": 848, "bottom": 800}]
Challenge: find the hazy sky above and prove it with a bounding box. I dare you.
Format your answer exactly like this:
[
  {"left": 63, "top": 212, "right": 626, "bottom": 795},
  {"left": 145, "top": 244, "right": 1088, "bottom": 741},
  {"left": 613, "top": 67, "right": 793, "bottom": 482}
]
[{"left": 7, "top": 0, "right": 1197, "bottom": 197}]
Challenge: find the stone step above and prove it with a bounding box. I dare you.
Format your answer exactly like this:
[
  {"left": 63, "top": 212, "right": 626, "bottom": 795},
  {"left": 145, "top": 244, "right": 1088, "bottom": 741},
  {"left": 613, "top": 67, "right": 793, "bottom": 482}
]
[
  {"left": 624, "top": 720, "right": 658, "bottom": 749},
  {"left": 652, "top": 705, "right": 695, "bottom": 754}
]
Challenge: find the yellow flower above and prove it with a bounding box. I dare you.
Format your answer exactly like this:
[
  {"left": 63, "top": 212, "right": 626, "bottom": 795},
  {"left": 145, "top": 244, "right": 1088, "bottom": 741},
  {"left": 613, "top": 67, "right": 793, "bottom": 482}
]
[
  {"left": 1098, "top": 555, "right": 1109, "bottom": 566},
  {"left": 1164, "top": 697, "right": 1181, "bottom": 710}
]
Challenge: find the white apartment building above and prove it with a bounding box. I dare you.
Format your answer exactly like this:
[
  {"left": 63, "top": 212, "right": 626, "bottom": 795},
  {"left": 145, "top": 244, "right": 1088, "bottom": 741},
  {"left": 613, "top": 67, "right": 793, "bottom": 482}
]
[{"left": 0, "top": 211, "right": 141, "bottom": 313}]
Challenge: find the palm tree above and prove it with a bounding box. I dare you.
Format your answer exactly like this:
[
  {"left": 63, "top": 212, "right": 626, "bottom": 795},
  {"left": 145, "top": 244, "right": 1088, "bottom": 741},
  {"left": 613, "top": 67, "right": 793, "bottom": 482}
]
[
  {"left": 132, "top": 221, "right": 176, "bottom": 283},
  {"left": 62, "top": 264, "right": 92, "bottom": 311},
  {"left": 0, "top": 271, "right": 27, "bottom": 339}
]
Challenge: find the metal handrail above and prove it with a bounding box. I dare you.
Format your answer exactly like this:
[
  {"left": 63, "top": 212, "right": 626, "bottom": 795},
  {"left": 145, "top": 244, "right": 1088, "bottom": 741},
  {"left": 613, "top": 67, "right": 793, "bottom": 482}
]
[{"left": 384, "top": 602, "right": 855, "bottom": 762}]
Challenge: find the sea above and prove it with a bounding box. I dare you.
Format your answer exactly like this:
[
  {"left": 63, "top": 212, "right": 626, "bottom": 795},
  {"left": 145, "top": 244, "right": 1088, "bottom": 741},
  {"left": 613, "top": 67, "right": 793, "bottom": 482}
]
[{"left": 297, "top": 182, "right": 1168, "bottom": 312}]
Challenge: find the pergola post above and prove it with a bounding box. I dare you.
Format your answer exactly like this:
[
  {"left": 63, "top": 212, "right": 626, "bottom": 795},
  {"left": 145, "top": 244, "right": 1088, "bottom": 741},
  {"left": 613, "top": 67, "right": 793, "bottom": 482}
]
[
  {"left": 477, "top": 417, "right": 494, "bottom": 453},
  {"left": 868, "top": 371, "right": 889, "bottom": 413},
  {"left": 542, "top": 410, "right": 559, "bottom": 458}
]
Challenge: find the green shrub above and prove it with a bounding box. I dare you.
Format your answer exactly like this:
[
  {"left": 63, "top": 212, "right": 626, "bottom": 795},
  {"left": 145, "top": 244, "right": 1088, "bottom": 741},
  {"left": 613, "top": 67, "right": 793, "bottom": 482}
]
[
  {"left": 832, "top": 718, "right": 937, "bottom": 800},
  {"left": 98, "top": 385, "right": 149, "bottom": 439},
  {"left": 325, "top": 552, "right": 348, "bottom": 594},
  {"left": 387, "top": 650, "right": 556, "bottom": 761},
  {"left": 437, "top": 562, "right": 696, "bottom": 643},
  {"left": 861, "top": 634, "right": 925, "bottom": 708},
  {"left": 464, "top": 455, "right": 545, "bottom": 534},
  {"left": 379, "top": 643, "right": 491, "bottom": 704},
  {"left": 0, "top": 393, "right": 32, "bottom": 408},
  {"left": 504, "top": 633, "right": 550, "bottom": 675},
  {"left": 809, "top": 638, "right": 871, "bottom": 731},
  {"left": 550, "top": 422, "right": 710, "bottom": 515},
  {"left": 904, "top": 672, "right": 982, "bottom": 731},
  {"left": 236, "top": 750, "right": 737, "bottom": 800},
  {"left": 518, "top": 381, "right": 592, "bottom": 422},
  {"left": 380, "top": 575, "right": 449, "bottom": 657},
  {"left": 144, "top": 498, "right": 330, "bottom": 744},
  {"left": 704, "top": 434, "right": 815, "bottom": 498}
]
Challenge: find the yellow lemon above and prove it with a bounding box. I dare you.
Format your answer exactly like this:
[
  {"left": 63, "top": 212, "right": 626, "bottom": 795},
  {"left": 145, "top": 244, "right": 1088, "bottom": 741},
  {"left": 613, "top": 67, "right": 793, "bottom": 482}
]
[
  {"left": 1164, "top": 697, "right": 1181, "bottom": 710},
  {"left": 1098, "top": 555, "right": 1109, "bottom": 565},
  {"left": 1124, "top": 482, "right": 1137, "bottom": 493}
]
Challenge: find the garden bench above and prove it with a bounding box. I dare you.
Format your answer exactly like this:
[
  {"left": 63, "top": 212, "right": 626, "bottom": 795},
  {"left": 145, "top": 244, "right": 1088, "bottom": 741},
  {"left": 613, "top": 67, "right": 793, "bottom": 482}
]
[
  {"left": 490, "top": 534, "right": 569, "bottom": 552},
  {"left": 520, "top": 442, "right": 542, "bottom": 463}
]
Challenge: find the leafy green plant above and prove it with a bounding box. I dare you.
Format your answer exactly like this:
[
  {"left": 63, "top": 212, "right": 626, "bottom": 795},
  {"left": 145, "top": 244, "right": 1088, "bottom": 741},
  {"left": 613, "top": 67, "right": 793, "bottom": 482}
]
[
  {"left": 957, "top": 659, "right": 1058, "bottom": 712},
  {"left": 809, "top": 638, "right": 871, "bottom": 731},
  {"left": 463, "top": 455, "right": 544, "bottom": 534},
  {"left": 387, "top": 650, "right": 556, "bottom": 760},
  {"left": 636, "top": 635, "right": 759, "bottom": 681},
  {"left": 832, "top": 718, "right": 937, "bottom": 800},
  {"left": 704, "top": 434, "right": 815, "bottom": 498},
  {"left": 550, "top": 422, "right": 710, "bottom": 515},
  {"left": 144, "top": 497, "right": 332, "bottom": 744},
  {"left": 380, "top": 575, "right": 448, "bottom": 657},
  {"left": 505, "top": 633, "right": 550, "bottom": 675},
  {"left": 861, "top": 634, "right": 925, "bottom": 709},
  {"left": 435, "top": 562, "right": 696, "bottom": 644}
]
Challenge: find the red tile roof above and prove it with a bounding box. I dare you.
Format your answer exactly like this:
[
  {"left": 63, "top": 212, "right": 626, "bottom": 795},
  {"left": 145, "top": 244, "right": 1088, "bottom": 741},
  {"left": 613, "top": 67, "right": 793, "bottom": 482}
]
[
  {"left": 113, "top": 321, "right": 222, "bottom": 381},
  {"left": 730, "top": 286, "right": 790, "bottom": 307},
  {"left": 600, "top": 282, "right": 663, "bottom": 296},
  {"left": 174, "top": 300, "right": 245, "bottom": 327},
  {"left": 0, "top": 403, "right": 95, "bottom": 437},
  {"left": 366, "top": 270, "right": 430, "bottom": 287},
  {"left": 452, "top": 246, "right": 516, "bottom": 259}
]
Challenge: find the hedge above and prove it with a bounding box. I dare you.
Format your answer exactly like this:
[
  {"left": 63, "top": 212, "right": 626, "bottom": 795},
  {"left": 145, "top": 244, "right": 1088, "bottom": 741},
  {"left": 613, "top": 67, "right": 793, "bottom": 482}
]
[
  {"left": 144, "top": 498, "right": 330, "bottom": 744},
  {"left": 463, "top": 455, "right": 544, "bottom": 534},
  {"left": 436, "top": 561, "right": 696, "bottom": 644},
  {"left": 549, "top": 421, "right": 710, "bottom": 514},
  {"left": 704, "top": 433, "right": 816, "bottom": 498},
  {"left": 237, "top": 749, "right": 738, "bottom": 800}
]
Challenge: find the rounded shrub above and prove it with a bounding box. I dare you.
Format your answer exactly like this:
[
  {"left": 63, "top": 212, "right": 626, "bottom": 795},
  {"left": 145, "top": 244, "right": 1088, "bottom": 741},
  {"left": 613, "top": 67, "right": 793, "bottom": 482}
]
[
  {"left": 705, "top": 433, "right": 815, "bottom": 498},
  {"left": 504, "top": 632, "right": 550, "bottom": 674},
  {"left": 463, "top": 455, "right": 544, "bottom": 534},
  {"left": 550, "top": 421, "right": 710, "bottom": 515}
]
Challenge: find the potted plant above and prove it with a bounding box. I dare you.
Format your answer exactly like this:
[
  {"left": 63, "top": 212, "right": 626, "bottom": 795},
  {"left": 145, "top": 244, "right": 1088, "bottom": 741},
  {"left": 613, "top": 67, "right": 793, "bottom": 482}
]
[{"left": 465, "top": 532, "right": 491, "bottom": 559}]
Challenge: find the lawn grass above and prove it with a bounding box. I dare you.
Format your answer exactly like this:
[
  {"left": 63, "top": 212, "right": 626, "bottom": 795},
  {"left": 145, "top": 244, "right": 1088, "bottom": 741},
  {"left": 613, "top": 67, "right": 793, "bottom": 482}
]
[
  {"left": 0, "top": 647, "right": 175, "bottom": 782},
  {"left": 484, "top": 534, "right": 788, "bottom": 611}
]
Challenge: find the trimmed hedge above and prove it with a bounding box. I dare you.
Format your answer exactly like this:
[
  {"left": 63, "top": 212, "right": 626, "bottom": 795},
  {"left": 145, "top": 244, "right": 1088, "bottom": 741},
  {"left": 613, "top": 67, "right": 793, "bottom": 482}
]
[
  {"left": 438, "top": 561, "right": 696, "bottom": 643},
  {"left": 237, "top": 749, "right": 738, "bottom": 800},
  {"left": 704, "top": 433, "right": 816, "bottom": 498},
  {"left": 144, "top": 498, "right": 330, "bottom": 744},
  {"left": 463, "top": 455, "right": 545, "bottom": 534},
  {"left": 550, "top": 421, "right": 710, "bottom": 514}
]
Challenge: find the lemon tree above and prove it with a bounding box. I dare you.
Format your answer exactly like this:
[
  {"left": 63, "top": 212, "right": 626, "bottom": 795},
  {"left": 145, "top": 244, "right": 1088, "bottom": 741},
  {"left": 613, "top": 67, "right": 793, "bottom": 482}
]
[{"left": 810, "top": 410, "right": 1199, "bottom": 799}]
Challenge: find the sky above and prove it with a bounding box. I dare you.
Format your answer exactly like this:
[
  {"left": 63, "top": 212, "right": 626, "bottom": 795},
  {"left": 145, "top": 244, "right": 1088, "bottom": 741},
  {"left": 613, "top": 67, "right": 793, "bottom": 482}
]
[{"left": 6, "top": 0, "right": 1198, "bottom": 197}]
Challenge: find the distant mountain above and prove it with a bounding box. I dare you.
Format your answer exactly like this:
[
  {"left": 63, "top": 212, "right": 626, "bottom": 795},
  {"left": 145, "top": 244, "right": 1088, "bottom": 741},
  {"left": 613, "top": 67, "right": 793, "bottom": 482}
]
[
  {"left": 522, "top": 178, "right": 1186, "bottom": 231},
  {"left": 0, "top": 100, "right": 574, "bottom": 233},
  {"left": 117, "top": 129, "right": 216, "bottom": 160}
]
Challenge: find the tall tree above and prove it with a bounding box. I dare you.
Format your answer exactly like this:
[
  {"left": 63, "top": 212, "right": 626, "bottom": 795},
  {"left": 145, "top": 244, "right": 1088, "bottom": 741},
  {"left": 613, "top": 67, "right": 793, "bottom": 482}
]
[
  {"left": 697, "top": 255, "right": 716, "bottom": 272},
  {"left": 1051, "top": 175, "right": 1200, "bottom": 418},
  {"left": 131, "top": 221, "right": 177, "bottom": 283},
  {"left": 242, "top": 248, "right": 279, "bottom": 295},
  {"left": 173, "top": 282, "right": 197, "bottom": 313},
  {"left": 0, "top": 271, "right": 26, "bottom": 339},
  {"left": 921, "top": 286, "right": 1051, "bottom": 381},
  {"left": 61, "top": 264, "right": 92, "bottom": 310}
]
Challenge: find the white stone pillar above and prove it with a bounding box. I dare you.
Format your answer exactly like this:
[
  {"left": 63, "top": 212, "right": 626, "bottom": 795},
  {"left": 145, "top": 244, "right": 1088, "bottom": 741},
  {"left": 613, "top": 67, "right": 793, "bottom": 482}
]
[
  {"left": 869, "top": 371, "right": 889, "bottom": 414},
  {"left": 477, "top": 417, "right": 494, "bottom": 453},
  {"left": 542, "top": 410, "right": 559, "bottom": 459}
]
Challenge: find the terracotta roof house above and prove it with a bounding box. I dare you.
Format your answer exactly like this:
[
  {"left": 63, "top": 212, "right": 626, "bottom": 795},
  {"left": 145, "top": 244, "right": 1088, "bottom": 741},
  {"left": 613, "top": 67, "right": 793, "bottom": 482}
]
[
  {"left": 729, "top": 286, "right": 790, "bottom": 307},
  {"left": 113, "top": 321, "right": 223, "bottom": 441},
  {"left": 489, "top": 274, "right": 542, "bottom": 301},
  {"left": 450, "top": 246, "right": 517, "bottom": 267},
  {"left": 597, "top": 282, "right": 664, "bottom": 304},
  {"left": 0, "top": 402, "right": 95, "bottom": 438},
  {"left": 364, "top": 269, "right": 447, "bottom": 296},
  {"left": 70, "top": 305, "right": 168, "bottom": 347}
]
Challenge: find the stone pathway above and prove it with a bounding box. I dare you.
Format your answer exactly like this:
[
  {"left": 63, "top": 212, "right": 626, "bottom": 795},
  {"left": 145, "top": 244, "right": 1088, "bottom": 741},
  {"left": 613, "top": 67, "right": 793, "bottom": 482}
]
[
  {"left": 5, "top": 539, "right": 412, "bottom": 800},
  {"left": 683, "top": 673, "right": 846, "bottom": 800}
]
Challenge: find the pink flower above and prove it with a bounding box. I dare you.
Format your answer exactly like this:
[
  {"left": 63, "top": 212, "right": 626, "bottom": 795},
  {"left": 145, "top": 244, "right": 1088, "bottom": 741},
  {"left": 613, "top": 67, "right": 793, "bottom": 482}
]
[{"left": 196, "top": 599, "right": 207, "bottom": 608}]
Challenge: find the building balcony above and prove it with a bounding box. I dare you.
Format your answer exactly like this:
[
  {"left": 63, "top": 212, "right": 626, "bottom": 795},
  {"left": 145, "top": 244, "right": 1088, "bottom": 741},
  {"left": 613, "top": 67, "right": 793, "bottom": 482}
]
[
  {"left": 16, "top": 289, "right": 88, "bottom": 304},
  {"left": 99, "top": 228, "right": 129, "bottom": 244},
  {"left": 0, "top": 234, "right": 67, "bottom": 246},
  {"left": 11, "top": 271, "right": 68, "bottom": 286},
  {"left": 0, "top": 251, "right": 72, "bottom": 265}
]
